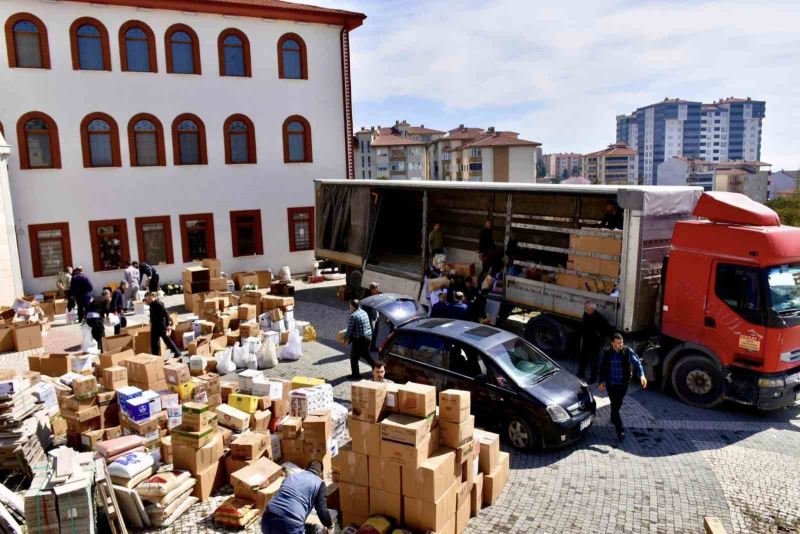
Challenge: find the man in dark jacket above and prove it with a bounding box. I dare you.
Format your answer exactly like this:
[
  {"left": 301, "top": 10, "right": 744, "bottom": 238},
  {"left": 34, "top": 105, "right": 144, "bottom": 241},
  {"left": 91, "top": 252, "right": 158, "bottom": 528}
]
[
  {"left": 478, "top": 219, "right": 495, "bottom": 255},
  {"left": 262, "top": 460, "right": 332, "bottom": 534},
  {"left": 599, "top": 333, "right": 647, "bottom": 440},
  {"left": 68, "top": 267, "right": 93, "bottom": 322},
  {"left": 110, "top": 281, "right": 128, "bottom": 335},
  {"left": 448, "top": 292, "right": 469, "bottom": 320},
  {"left": 144, "top": 292, "right": 180, "bottom": 357},
  {"left": 600, "top": 200, "right": 624, "bottom": 230},
  {"left": 134, "top": 261, "right": 160, "bottom": 292},
  {"left": 431, "top": 292, "right": 450, "bottom": 318},
  {"left": 579, "top": 301, "right": 613, "bottom": 383}
]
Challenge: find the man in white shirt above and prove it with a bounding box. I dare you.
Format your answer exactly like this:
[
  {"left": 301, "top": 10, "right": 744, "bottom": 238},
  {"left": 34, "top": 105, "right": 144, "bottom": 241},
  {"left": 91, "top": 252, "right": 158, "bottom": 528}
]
[{"left": 123, "top": 261, "right": 140, "bottom": 309}]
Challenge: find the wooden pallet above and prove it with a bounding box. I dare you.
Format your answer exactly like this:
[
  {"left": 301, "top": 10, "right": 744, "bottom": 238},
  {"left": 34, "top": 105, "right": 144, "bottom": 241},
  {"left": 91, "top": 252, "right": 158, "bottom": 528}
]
[{"left": 94, "top": 460, "right": 127, "bottom": 534}]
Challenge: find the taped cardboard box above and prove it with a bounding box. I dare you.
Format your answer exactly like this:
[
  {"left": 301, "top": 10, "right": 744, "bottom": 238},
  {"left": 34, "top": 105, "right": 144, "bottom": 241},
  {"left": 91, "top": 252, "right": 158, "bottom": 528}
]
[
  {"left": 332, "top": 442, "right": 369, "bottom": 487},
  {"left": 351, "top": 380, "right": 387, "bottom": 423},
  {"left": 303, "top": 411, "right": 332, "bottom": 446},
  {"left": 99, "top": 348, "right": 134, "bottom": 371},
  {"left": 439, "top": 415, "right": 475, "bottom": 449},
  {"left": 13, "top": 323, "right": 42, "bottom": 351},
  {"left": 215, "top": 403, "right": 250, "bottom": 431},
  {"left": 230, "top": 432, "right": 269, "bottom": 460},
  {"left": 368, "top": 455, "right": 402, "bottom": 494},
  {"left": 230, "top": 457, "right": 282, "bottom": 503},
  {"left": 482, "top": 451, "right": 510, "bottom": 506},
  {"left": 102, "top": 334, "right": 134, "bottom": 354},
  {"left": 403, "top": 478, "right": 458, "bottom": 533},
  {"left": 102, "top": 366, "right": 127, "bottom": 390},
  {"left": 381, "top": 414, "right": 429, "bottom": 447},
  {"left": 470, "top": 472, "right": 483, "bottom": 517},
  {"left": 475, "top": 429, "right": 501, "bottom": 475},
  {"left": 398, "top": 382, "right": 436, "bottom": 418},
  {"left": 456, "top": 483, "right": 471, "bottom": 534},
  {"left": 339, "top": 481, "right": 370, "bottom": 517},
  {"left": 402, "top": 448, "right": 457, "bottom": 501},
  {"left": 173, "top": 431, "right": 224, "bottom": 473},
  {"left": 439, "top": 390, "right": 470, "bottom": 423},
  {"left": 251, "top": 410, "right": 271, "bottom": 433},
  {"left": 381, "top": 433, "right": 433, "bottom": 471},
  {"left": 39, "top": 353, "right": 75, "bottom": 377},
  {"left": 193, "top": 459, "right": 225, "bottom": 502},
  {"left": 369, "top": 487, "right": 403, "bottom": 523}
]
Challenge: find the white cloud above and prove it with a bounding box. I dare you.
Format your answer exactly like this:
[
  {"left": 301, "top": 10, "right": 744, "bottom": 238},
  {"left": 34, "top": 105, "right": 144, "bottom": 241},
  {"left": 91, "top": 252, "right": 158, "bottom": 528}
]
[{"left": 323, "top": 0, "right": 800, "bottom": 168}]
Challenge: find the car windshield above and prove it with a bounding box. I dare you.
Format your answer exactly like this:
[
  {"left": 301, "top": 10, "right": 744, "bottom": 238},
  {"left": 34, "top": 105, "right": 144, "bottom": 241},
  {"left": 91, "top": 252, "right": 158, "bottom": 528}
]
[
  {"left": 486, "top": 337, "right": 558, "bottom": 385},
  {"left": 767, "top": 264, "right": 800, "bottom": 313}
]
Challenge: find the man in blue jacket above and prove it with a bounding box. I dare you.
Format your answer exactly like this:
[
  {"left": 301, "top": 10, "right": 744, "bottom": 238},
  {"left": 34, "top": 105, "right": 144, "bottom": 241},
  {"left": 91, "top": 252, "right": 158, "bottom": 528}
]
[
  {"left": 262, "top": 460, "right": 332, "bottom": 534},
  {"left": 599, "top": 333, "right": 647, "bottom": 440},
  {"left": 68, "top": 267, "right": 93, "bottom": 323}
]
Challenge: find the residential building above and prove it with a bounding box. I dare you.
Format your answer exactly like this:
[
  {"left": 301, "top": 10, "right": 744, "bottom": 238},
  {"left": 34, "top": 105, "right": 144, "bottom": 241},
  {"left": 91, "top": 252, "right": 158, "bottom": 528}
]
[
  {"left": 447, "top": 130, "right": 541, "bottom": 183},
  {"left": 616, "top": 96, "right": 765, "bottom": 184},
  {"left": 657, "top": 157, "right": 717, "bottom": 190},
  {"left": 428, "top": 125, "right": 484, "bottom": 181},
  {"left": 0, "top": 0, "right": 365, "bottom": 294},
  {"left": 657, "top": 157, "right": 770, "bottom": 201},
  {"left": 768, "top": 170, "right": 799, "bottom": 200},
  {"left": 582, "top": 143, "right": 636, "bottom": 185},
  {"left": 354, "top": 120, "right": 444, "bottom": 180},
  {"left": 544, "top": 152, "right": 582, "bottom": 180}
]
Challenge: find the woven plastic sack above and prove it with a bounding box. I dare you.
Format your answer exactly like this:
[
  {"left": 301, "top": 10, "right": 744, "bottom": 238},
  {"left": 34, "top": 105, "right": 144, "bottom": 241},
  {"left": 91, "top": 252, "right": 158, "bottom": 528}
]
[
  {"left": 108, "top": 452, "right": 154, "bottom": 479},
  {"left": 136, "top": 470, "right": 191, "bottom": 498}
]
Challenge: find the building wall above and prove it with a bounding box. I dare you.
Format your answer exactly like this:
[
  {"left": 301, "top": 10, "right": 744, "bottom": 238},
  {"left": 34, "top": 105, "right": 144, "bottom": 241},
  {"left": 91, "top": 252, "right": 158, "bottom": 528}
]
[
  {"left": 509, "top": 146, "right": 535, "bottom": 183},
  {"left": 493, "top": 147, "right": 509, "bottom": 183},
  {"left": 1, "top": 1, "right": 348, "bottom": 294},
  {"left": 0, "top": 132, "right": 23, "bottom": 303},
  {"left": 768, "top": 171, "right": 798, "bottom": 200},
  {"left": 656, "top": 158, "right": 689, "bottom": 186},
  {"left": 481, "top": 148, "right": 494, "bottom": 182}
]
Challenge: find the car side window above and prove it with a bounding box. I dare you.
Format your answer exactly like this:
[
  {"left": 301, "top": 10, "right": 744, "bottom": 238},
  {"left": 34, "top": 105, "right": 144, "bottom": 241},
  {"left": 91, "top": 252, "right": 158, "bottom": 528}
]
[
  {"left": 446, "top": 342, "right": 486, "bottom": 378},
  {"left": 387, "top": 333, "right": 415, "bottom": 359},
  {"left": 484, "top": 359, "right": 514, "bottom": 390},
  {"left": 412, "top": 334, "right": 446, "bottom": 368}
]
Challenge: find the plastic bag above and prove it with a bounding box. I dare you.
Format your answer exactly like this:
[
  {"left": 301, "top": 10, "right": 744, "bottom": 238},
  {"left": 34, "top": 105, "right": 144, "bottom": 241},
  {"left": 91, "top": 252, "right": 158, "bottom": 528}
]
[
  {"left": 256, "top": 340, "right": 278, "bottom": 369},
  {"left": 215, "top": 348, "right": 236, "bottom": 375},
  {"left": 105, "top": 314, "right": 120, "bottom": 327},
  {"left": 232, "top": 342, "right": 248, "bottom": 368},
  {"left": 80, "top": 323, "right": 98, "bottom": 353},
  {"left": 245, "top": 351, "right": 258, "bottom": 370},
  {"left": 278, "top": 266, "right": 292, "bottom": 283},
  {"left": 279, "top": 329, "right": 302, "bottom": 361}
]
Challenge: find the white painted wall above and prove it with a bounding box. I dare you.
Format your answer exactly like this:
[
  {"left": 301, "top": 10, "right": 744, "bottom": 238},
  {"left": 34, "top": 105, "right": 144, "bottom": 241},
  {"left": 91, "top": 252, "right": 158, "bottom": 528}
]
[
  {"left": 0, "top": 132, "right": 23, "bottom": 303},
  {"left": 656, "top": 158, "right": 689, "bottom": 186},
  {"left": 0, "top": 1, "right": 349, "bottom": 294},
  {"left": 481, "top": 148, "right": 494, "bottom": 182},
  {"left": 509, "top": 146, "right": 535, "bottom": 183}
]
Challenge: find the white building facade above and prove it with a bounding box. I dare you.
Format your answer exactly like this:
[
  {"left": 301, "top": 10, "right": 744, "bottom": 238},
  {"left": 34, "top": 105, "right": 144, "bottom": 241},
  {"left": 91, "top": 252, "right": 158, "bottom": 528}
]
[{"left": 0, "top": 0, "right": 364, "bottom": 294}]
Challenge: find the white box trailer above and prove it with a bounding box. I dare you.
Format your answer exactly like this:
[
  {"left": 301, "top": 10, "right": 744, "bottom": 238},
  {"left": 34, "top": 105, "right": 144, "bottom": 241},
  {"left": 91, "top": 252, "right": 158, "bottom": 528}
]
[{"left": 315, "top": 180, "right": 702, "bottom": 348}]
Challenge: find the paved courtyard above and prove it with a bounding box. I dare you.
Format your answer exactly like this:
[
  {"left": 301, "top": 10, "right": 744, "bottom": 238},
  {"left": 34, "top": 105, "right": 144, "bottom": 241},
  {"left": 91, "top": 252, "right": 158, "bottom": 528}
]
[{"left": 4, "top": 282, "right": 800, "bottom": 533}]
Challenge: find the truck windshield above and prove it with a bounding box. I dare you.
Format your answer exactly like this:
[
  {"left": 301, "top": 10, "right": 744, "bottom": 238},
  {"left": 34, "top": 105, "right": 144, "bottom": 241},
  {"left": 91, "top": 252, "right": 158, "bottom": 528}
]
[
  {"left": 767, "top": 264, "right": 800, "bottom": 313},
  {"left": 486, "top": 337, "right": 558, "bottom": 386}
]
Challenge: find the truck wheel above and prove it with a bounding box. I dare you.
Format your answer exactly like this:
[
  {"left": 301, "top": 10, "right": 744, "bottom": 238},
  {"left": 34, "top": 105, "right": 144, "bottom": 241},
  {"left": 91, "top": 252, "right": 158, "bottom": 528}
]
[
  {"left": 506, "top": 416, "right": 539, "bottom": 451},
  {"left": 347, "top": 269, "right": 363, "bottom": 295},
  {"left": 525, "top": 315, "right": 567, "bottom": 358},
  {"left": 670, "top": 355, "right": 725, "bottom": 408}
]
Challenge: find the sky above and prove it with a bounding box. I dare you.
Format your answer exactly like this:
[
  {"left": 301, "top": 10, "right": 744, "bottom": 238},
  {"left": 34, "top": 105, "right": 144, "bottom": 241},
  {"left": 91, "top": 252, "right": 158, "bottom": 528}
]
[{"left": 316, "top": 0, "right": 800, "bottom": 170}]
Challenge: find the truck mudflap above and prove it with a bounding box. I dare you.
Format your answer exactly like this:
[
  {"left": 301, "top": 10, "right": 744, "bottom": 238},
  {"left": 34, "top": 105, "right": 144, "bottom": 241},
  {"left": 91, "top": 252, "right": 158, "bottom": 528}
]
[{"left": 726, "top": 367, "right": 800, "bottom": 410}]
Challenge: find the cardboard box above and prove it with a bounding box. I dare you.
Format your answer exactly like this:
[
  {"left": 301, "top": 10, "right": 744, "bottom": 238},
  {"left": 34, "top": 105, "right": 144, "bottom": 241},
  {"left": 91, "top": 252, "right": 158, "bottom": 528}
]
[
  {"left": 381, "top": 414, "right": 429, "bottom": 446},
  {"left": 238, "top": 304, "right": 257, "bottom": 321},
  {"left": 290, "top": 376, "right": 324, "bottom": 390},
  {"left": 475, "top": 429, "right": 501, "bottom": 475},
  {"left": 304, "top": 411, "right": 332, "bottom": 446},
  {"left": 99, "top": 349, "right": 134, "bottom": 371},
  {"left": 234, "top": 272, "right": 259, "bottom": 290},
  {"left": 483, "top": 451, "right": 510, "bottom": 506},
  {"left": 403, "top": 478, "right": 458, "bottom": 532},
  {"left": 333, "top": 443, "right": 369, "bottom": 487},
  {"left": 231, "top": 432, "right": 269, "bottom": 460},
  {"left": 339, "top": 481, "right": 370, "bottom": 516},
  {"left": 201, "top": 259, "right": 221, "bottom": 277},
  {"left": 13, "top": 323, "right": 42, "bottom": 351},
  {"left": 101, "top": 366, "right": 127, "bottom": 391},
  {"left": 367, "top": 456, "right": 402, "bottom": 494},
  {"left": 171, "top": 422, "right": 219, "bottom": 448},
  {"left": 0, "top": 325, "right": 14, "bottom": 352},
  {"left": 216, "top": 404, "right": 250, "bottom": 431},
  {"left": 225, "top": 456, "right": 257, "bottom": 483},
  {"left": 348, "top": 418, "right": 381, "bottom": 456},
  {"left": 193, "top": 459, "right": 225, "bottom": 502},
  {"left": 280, "top": 433, "right": 305, "bottom": 465},
  {"left": 73, "top": 375, "right": 97, "bottom": 398},
  {"left": 172, "top": 431, "right": 224, "bottom": 473},
  {"left": 231, "top": 457, "right": 283, "bottom": 498},
  {"left": 382, "top": 433, "right": 432, "bottom": 470},
  {"left": 440, "top": 390, "right": 470, "bottom": 423},
  {"left": 341, "top": 510, "right": 370, "bottom": 530},
  {"left": 279, "top": 416, "right": 302, "bottom": 439},
  {"left": 181, "top": 402, "right": 215, "bottom": 431},
  {"left": 402, "top": 448, "right": 458, "bottom": 501},
  {"left": 369, "top": 487, "right": 403, "bottom": 523},
  {"left": 53, "top": 299, "right": 67, "bottom": 315},
  {"left": 102, "top": 334, "right": 134, "bottom": 354},
  {"left": 456, "top": 485, "right": 471, "bottom": 534},
  {"left": 351, "top": 380, "right": 387, "bottom": 423},
  {"left": 239, "top": 323, "right": 260, "bottom": 339},
  {"left": 123, "top": 354, "right": 166, "bottom": 385},
  {"left": 164, "top": 363, "right": 191, "bottom": 386},
  {"left": 251, "top": 410, "right": 271, "bottom": 433},
  {"left": 471, "top": 472, "right": 484, "bottom": 517},
  {"left": 398, "top": 382, "right": 436, "bottom": 418},
  {"left": 229, "top": 393, "right": 259, "bottom": 414},
  {"left": 440, "top": 415, "right": 475, "bottom": 449}
]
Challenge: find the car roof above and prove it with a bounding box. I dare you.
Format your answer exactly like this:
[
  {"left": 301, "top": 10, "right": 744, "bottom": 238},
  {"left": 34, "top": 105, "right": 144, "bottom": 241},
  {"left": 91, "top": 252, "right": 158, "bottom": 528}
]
[
  {"left": 398, "top": 318, "right": 516, "bottom": 351},
  {"left": 360, "top": 293, "right": 414, "bottom": 310}
]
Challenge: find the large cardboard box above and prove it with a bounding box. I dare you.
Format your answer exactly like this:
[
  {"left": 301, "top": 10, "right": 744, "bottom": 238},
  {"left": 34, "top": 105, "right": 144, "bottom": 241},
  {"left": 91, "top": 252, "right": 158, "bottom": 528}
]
[
  {"left": 382, "top": 433, "right": 432, "bottom": 470},
  {"left": 252, "top": 477, "right": 284, "bottom": 512},
  {"left": 351, "top": 380, "right": 386, "bottom": 423},
  {"left": 39, "top": 353, "right": 74, "bottom": 377},
  {"left": 201, "top": 259, "right": 221, "bottom": 278},
  {"left": 368, "top": 456, "right": 402, "bottom": 494},
  {"left": 101, "top": 366, "right": 127, "bottom": 391},
  {"left": 439, "top": 390, "right": 470, "bottom": 423},
  {"left": 455, "top": 485, "right": 471, "bottom": 534},
  {"left": 13, "top": 323, "right": 42, "bottom": 351},
  {"left": 402, "top": 448, "right": 457, "bottom": 501},
  {"left": 439, "top": 415, "right": 475, "bottom": 449},
  {"left": 398, "top": 382, "right": 436, "bottom": 418},
  {"left": 403, "top": 478, "right": 458, "bottom": 532},
  {"left": 123, "top": 354, "right": 166, "bottom": 385},
  {"left": 483, "top": 451, "right": 510, "bottom": 506},
  {"left": 475, "top": 429, "right": 501, "bottom": 475},
  {"left": 339, "top": 481, "right": 370, "bottom": 516},
  {"left": 193, "top": 459, "right": 225, "bottom": 501},
  {"left": 230, "top": 432, "right": 269, "bottom": 460},
  {"left": 102, "top": 334, "right": 133, "bottom": 354},
  {"left": 332, "top": 443, "right": 369, "bottom": 487},
  {"left": 381, "top": 413, "right": 428, "bottom": 446},
  {"left": 341, "top": 510, "right": 370, "bottom": 530},
  {"left": 172, "top": 431, "right": 224, "bottom": 473},
  {"left": 348, "top": 418, "right": 381, "bottom": 456},
  {"left": 215, "top": 404, "right": 250, "bottom": 431},
  {"left": 165, "top": 363, "right": 191, "bottom": 386},
  {"left": 231, "top": 457, "right": 283, "bottom": 503},
  {"left": 470, "top": 472, "right": 484, "bottom": 517},
  {"left": 0, "top": 325, "right": 14, "bottom": 352},
  {"left": 304, "top": 411, "right": 332, "bottom": 446},
  {"left": 99, "top": 349, "right": 134, "bottom": 371},
  {"left": 369, "top": 487, "right": 403, "bottom": 523}
]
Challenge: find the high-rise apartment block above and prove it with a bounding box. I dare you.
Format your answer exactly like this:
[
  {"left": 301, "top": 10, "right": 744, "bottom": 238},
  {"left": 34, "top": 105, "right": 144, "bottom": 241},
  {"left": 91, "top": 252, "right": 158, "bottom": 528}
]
[{"left": 616, "top": 97, "right": 765, "bottom": 185}]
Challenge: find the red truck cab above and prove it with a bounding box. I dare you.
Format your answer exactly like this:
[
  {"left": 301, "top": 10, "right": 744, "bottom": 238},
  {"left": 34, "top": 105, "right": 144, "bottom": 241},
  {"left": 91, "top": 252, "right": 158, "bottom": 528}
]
[{"left": 660, "top": 191, "right": 800, "bottom": 409}]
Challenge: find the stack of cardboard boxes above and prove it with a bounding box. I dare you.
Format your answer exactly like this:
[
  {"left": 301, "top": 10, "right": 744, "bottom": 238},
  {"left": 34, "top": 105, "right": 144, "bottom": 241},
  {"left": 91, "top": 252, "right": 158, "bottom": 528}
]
[
  {"left": 172, "top": 401, "right": 225, "bottom": 501},
  {"left": 334, "top": 381, "right": 510, "bottom": 533},
  {"left": 556, "top": 230, "right": 622, "bottom": 293},
  {"left": 0, "top": 299, "right": 47, "bottom": 353}
]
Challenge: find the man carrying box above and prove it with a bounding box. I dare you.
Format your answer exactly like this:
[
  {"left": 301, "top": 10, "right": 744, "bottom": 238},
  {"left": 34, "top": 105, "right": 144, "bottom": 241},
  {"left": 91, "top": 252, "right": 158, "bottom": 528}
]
[
  {"left": 343, "top": 300, "right": 372, "bottom": 380},
  {"left": 261, "top": 460, "right": 332, "bottom": 534},
  {"left": 144, "top": 292, "right": 180, "bottom": 358}
]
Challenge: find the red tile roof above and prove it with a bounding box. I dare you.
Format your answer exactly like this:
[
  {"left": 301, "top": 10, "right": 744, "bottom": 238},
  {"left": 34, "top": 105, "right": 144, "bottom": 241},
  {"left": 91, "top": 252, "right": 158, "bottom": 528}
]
[
  {"left": 63, "top": 0, "right": 366, "bottom": 29},
  {"left": 370, "top": 134, "right": 427, "bottom": 147},
  {"left": 460, "top": 132, "right": 541, "bottom": 148},
  {"left": 584, "top": 143, "right": 636, "bottom": 158},
  {"left": 406, "top": 126, "right": 445, "bottom": 135}
]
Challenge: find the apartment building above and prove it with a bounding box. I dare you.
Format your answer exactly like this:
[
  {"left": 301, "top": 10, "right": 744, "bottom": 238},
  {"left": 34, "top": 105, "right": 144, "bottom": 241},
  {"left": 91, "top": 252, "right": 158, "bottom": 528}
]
[
  {"left": 544, "top": 152, "right": 582, "bottom": 180},
  {"left": 582, "top": 143, "right": 636, "bottom": 185},
  {"left": 354, "top": 120, "right": 444, "bottom": 180},
  {"left": 0, "top": 0, "right": 364, "bottom": 294},
  {"left": 447, "top": 130, "right": 541, "bottom": 183},
  {"left": 657, "top": 157, "right": 770, "bottom": 201},
  {"left": 616, "top": 96, "right": 765, "bottom": 184},
  {"left": 428, "top": 125, "right": 485, "bottom": 181},
  {"left": 768, "top": 170, "right": 799, "bottom": 200}
]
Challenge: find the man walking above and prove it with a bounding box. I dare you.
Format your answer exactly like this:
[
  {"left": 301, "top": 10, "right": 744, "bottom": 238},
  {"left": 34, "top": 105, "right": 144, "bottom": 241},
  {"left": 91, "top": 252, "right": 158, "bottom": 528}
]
[
  {"left": 261, "top": 460, "right": 332, "bottom": 534},
  {"left": 110, "top": 281, "right": 128, "bottom": 335},
  {"left": 135, "top": 261, "right": 160, "bottom": 292},
  {"left": 84, "top": 290, "right": 110, "bottom": 349},
  {"left": 69, "top": 267, "right": 93, "bottom": 323},
  {"left": 344, "top": 299, "right": 372, "bottom": 380},
  {"left": 56, "top": 266, "right": 73, "bottom": 311},
  {"left": 428, "top": 222, "right": 444, "bottom": 256},
  {"left": 143, "top": 292, "right": 180, "bottom": 358},
  {"left": 598, "top": 333, "right": 647, "bottom": 440},
  {"left": 579, "top": 301, "right": 613, "bottom": 383},
  {"left": 123, "top": 261, "right": 140, "bottom": 308}
]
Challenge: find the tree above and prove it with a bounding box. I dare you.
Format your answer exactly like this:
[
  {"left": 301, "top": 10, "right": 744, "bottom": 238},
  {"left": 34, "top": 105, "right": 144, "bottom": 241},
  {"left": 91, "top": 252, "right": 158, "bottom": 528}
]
[
  {"left": 561, "top": 168, "right": 570, "bottom": 180},
  {"left": 571, "top": 165, "right": 581, "bottom": 177},
  {"left": 536, "top": 159, "right": 547, "bottom": 179},
  {"left": 767, "top": 194, "right": 800, "bottom": 226}
]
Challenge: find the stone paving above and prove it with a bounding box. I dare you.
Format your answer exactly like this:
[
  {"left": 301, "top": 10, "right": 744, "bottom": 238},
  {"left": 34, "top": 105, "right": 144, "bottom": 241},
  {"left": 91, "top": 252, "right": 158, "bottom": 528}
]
[{"left": 4, "top": 281, "right": 800, "bottom": 533}]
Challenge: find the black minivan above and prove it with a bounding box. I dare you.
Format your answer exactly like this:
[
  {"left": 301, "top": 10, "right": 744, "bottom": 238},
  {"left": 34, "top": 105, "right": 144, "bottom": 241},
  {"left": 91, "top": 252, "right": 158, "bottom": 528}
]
[{"left": 361, "top": 294, "right": 596, "bottom": 451}]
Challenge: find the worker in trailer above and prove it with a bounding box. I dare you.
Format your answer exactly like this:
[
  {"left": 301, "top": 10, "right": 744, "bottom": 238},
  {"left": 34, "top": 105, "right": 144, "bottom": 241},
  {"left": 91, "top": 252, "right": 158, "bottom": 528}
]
[
  {"left": 262, "top": 460, "right": 332, "bottom": 534},
  {"left": 601, "top": 200, "right": 624, "bottom": 230},
  {"left": 428, "top": 222, "right": 445, "bottom": 256}
]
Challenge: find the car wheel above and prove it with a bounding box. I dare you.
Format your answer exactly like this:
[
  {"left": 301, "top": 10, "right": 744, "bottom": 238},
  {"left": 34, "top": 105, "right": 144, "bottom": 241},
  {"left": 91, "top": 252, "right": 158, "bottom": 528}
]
[
  {"left": 671, "top": 354, "right": 725, "bottom": 408},
  {"left": 506, "top": 416, "right": 538, "bottom": 451},
  {"left": 525, "top": 315, "right": 567, "bottom": 357}
]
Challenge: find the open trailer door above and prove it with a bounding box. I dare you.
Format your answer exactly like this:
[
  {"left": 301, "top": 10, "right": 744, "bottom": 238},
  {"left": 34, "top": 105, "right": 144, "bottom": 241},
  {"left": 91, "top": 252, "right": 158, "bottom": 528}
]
[{"left": 315, "top": 183, "right": 370, "bottom": 268}]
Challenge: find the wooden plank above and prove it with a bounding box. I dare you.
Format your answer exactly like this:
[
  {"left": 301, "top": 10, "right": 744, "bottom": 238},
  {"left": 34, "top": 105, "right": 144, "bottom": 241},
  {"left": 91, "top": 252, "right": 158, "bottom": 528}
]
[
  {"left": 704, "top": 517, "right": 727, "bottom": 534},
  {"left": 517, "top": 241, "right": 621, "bottom": 261},
  {"left": 512, "top": 260, "right": 620, "bottom": 283}
]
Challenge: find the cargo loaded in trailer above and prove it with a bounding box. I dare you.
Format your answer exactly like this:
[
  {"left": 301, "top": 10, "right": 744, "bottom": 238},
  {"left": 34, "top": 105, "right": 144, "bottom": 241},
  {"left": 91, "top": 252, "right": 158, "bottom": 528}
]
[{"left": 315, "top": 180, "right": 800, "bottom": 410}]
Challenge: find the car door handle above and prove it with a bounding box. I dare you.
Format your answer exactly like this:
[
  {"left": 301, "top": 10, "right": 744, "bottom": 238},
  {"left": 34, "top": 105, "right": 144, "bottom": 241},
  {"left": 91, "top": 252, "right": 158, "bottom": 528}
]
[{"left": 704, "top": 317, "right": 716, "bottom": 328}]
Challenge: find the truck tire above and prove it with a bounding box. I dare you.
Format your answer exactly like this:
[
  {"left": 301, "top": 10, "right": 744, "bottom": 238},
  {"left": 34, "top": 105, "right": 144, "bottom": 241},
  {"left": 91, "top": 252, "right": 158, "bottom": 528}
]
[
  {"left": 347, "top": 269, "right": 363, "bottom": 295},
  {"left": 525, "top": 315, "right": 567, "bottom": 358},
  {"left": 506, "top": 416, "right": 539, "bottom": 451},
  {"left": 670, "top": 354, "right": 725, "bottom": 408}
]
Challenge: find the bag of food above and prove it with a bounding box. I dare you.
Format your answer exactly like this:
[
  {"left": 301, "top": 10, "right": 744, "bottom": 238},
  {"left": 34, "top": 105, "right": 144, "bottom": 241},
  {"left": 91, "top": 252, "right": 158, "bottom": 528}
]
[
  {"left": 108, "top": 452, "right": 154, "bottom": 479},
  {"left": 232, "top": 342, "right": 248, "bottom": 368},
  {"left": 279, "top": 329, "right": 302, "bottom": 361},
  {"left": 215, "top": 348, "right": 236, "bottom": 375},
  {"left": 256, "top": 339, "right": 278, "bottom": 369},
  {"left": 136, "top": 470, "right": 191, "bottom": 499}
]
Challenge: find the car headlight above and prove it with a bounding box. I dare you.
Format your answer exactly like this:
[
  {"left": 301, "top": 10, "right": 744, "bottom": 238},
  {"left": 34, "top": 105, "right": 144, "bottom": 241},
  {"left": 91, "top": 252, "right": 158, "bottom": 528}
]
[
  {"left": 757, "top": 377, "right": 785, "bottom": 388},
  {"left": 547, "top": 404, "right": 570, "bottom": 423}
]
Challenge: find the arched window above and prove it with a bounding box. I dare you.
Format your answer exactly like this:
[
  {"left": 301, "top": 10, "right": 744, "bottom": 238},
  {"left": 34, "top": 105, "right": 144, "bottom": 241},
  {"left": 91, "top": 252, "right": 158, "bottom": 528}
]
[
  {"left": 80, "top": 113, "right": 120, "bottom": 168},
  {"left": 282, "top": 115, "right": 312, "bottom": 163},
  {"left": 172, "top": 114, "right": 207, "bottom": 165},
  {"left": 127, "top": 113, "right": 165, "bottom": 167},
  {"left": 69, "top": 18, "right": 110, "bottom": 71},
  {"left": 119, "top": 21, "right": 156, "bottom": 73},
  {"left": 218, "top": 29, "right": 251, "bottom": 77},
  {"left": 16, "top": 112, "right": 60, "bottom": 169},
  {"left": 165, "top": 24, "right": 201, "bottom": 75},
  {"left": 5, "top": 13, "right": 50, "bottom": 69},
  {"left": 224, "top": 114, "right": 256, "bottom": 164},
  {"left": 277, "top": 33, "right": 307, "bottom": 80}
]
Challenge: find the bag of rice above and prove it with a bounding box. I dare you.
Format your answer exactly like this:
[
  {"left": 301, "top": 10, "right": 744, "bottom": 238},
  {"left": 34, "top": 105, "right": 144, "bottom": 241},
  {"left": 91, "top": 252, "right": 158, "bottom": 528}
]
[
  {"left": 146, "top": 477, "right": 196, "bottom": 507},
  {"left": 136, "top": 470, "right": 191, "bottom": 499},
  {"left": 107, "top": 452, "right": 154, "bottom": 479},
  {"left": 214, "top": 497, "right": 260, "bottom": 527},
  {"left": 146, "top": 485, "right": 195, "bottom": 524}
]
